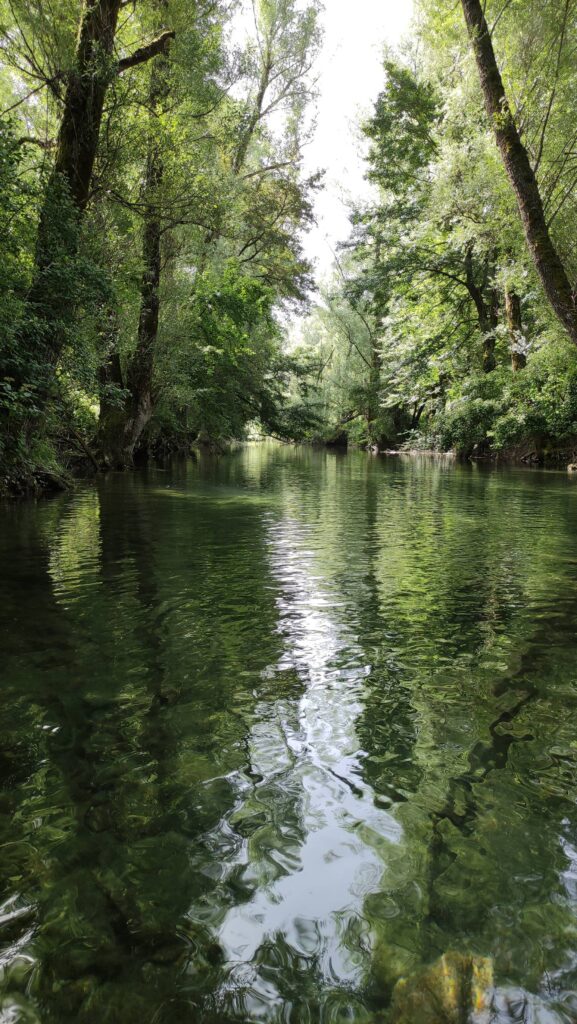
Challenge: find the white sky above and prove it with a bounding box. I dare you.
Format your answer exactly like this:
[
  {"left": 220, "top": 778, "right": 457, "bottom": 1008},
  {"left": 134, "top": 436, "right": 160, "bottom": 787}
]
[{"left": 302, "top": 0, "right": 414, "bottom": 281}]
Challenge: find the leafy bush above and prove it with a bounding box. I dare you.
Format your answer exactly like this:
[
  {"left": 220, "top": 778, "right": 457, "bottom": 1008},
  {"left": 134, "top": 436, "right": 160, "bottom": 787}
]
[{"left": 428, "top": 340, "right": 577, "bottom": 455}]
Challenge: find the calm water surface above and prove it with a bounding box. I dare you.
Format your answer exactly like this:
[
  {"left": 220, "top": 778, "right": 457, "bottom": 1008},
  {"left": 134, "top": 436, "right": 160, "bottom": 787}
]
[{"left": 2, "top": 445, "right": 577, "bottom": 1022}]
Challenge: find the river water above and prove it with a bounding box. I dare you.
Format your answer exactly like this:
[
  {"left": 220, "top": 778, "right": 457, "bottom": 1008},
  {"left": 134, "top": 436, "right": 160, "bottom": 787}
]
[{"left": 2, "top": 444, "right": 577, "bottom": 1022}]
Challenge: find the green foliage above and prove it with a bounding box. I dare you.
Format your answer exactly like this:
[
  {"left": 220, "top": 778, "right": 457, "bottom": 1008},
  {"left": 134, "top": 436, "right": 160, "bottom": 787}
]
[
  {"left": 189, "top": 265, "right": 281, "bottom": 435},
  {"left": 154, "top": 263, "right": 293, "bottom": 443},
  {"left": 0, "top": 0, "right": 320, "bottom": 489},
  {"left": 363, "top": 58, "right": 439, "bottom": 206},
  {"left": 431, "top": 341, "right": 577, "bottom": 454},
  {"left": 297, "top": 1, "right": 577, "bottom": 461},
  {"left": 0, "top": 124, "right": 31, "bottom": 415}
]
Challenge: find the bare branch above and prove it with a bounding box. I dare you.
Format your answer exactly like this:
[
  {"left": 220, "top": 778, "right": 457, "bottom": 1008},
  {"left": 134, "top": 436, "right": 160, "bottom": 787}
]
[
  {"left": 241, "top": 161, "right": 292, "bottom": 180},
  {"left": 0, "top": 75, "right": 62, "bottom": 117}
]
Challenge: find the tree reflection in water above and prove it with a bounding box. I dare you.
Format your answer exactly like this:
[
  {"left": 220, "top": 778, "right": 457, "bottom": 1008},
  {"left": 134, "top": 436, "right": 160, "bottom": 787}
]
[{"left": 1, "top": 448, "right": 577, "bottom": 1022}]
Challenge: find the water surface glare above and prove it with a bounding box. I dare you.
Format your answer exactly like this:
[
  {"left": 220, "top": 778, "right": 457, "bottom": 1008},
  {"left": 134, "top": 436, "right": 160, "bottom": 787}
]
[{"left": 2, "top": 445, "right": 577, "bottom": 1022}]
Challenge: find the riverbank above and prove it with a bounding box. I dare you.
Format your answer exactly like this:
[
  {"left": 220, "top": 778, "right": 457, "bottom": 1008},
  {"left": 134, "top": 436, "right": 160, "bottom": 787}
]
[
  {"left": 5, "top": 429, "right": 577, "bottom": 500},
  {"left": 373, "top": 441, "right": 577, "bottom": 468}
]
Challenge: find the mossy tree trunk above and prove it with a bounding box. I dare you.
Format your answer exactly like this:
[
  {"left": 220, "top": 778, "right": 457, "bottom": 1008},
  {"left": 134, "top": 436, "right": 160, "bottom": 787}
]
[
  {"left": 464, "top": 247, "right": 499, "bottom": 372},
  {"left": 8, "top": 0, "right": 124, "bottom": 405},
  {"left": 1, "top": 0, "right": 174, "bottom": 474},
  {"left": 461, "top": 0, "right": 577, "bottom": 348},
  {"left": 97, "top": 309, "right": 126, "bottom": 461}
]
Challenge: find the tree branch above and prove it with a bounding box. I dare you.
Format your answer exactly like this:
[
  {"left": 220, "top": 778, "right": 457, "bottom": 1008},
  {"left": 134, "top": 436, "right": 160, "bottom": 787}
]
[
  {"left": 16, "top": 136, "right": 55, "bottom": 150},
  {"left": 117, "top": 30, "right": 175, "bottom": 73},
  {"left": 0, "top": 76, "right": 62, "bottom": 117},
  {"left": 241, "top": 161, "right": 292, "bottom": 180}
]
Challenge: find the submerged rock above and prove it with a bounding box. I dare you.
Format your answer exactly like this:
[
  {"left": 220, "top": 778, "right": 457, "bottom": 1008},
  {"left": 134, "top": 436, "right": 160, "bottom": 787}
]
[{"left": 390, "top": 951, "right": 493, "bottom": 1024}]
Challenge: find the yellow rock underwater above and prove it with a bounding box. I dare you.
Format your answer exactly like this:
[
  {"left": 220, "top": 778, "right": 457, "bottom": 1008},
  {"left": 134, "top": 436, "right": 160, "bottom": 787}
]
[{"left": 390, "top": 952, "right": 494, "bottom": 1024}]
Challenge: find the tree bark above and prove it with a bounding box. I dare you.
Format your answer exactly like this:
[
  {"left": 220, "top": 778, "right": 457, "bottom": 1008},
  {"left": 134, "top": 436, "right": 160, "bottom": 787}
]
[
  {"left": 505, "top": 289, "right": 527, "bottom": 371},
  {"left": 7, "top": 0, "right": 123, "bottom": 404},
  {"left": 97, "top": 308, "right": 126, "bottom": 461},
  {"left": 100, "top": 32, "right": 170, "bottom": 467},
  {"left": 49, "top": 0, "right": 123, "bottom": 213},
  {"left": 119, "top": 171, "right": 162, "bottom": 464},
  {"left": 460, "top": 0, "right": 577, "bottom": 346},
  {"left": 484, "top": 287, "right": 499, "bottom": 374}
]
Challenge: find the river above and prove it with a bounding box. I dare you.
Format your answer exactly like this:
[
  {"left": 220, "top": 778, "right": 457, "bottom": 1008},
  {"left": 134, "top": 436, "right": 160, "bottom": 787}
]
[{"left": 1, "top": 444, "right": 577, "bottom": 1022}]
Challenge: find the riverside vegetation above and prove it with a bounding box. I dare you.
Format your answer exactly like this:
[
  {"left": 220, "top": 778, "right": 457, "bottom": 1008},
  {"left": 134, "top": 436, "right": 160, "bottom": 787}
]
[
  {"left": 4, "top": 3, "right": 577, "bottom": 1022},
  {"left": 0, "top": 0, "right": 322, "bottom": 493},
  {"left": 3, "top": 0, "right": 577, "bottom": 493},
  {"left": 298, "top": 0, "right": 577, "bottom": 461}
]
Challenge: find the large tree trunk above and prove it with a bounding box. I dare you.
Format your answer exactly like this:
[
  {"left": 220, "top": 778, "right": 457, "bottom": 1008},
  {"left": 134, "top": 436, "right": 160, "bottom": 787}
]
[
  {"left": 50, "top": 0, "right": 122, "bottom": 212},
  {"left": 8, "top": 0, "right": 124, "bottom": 404},
  {"left": 484, "top": 288, "right": 499, "bottom": 373},
  {"left": 100, "top": 39, "right": 169, "bottom": 468},
  {"left": 460, "top": 0, "right": 577, "bottom": 346},
  {"left": 97, "top": 308, "right": 126, "bottom": 461},
  {"left": 505, "top": 289, "right": 527, "bottom": 371},
  {"left": 119, "top": 147, "right": 163, "bottom": 464}
]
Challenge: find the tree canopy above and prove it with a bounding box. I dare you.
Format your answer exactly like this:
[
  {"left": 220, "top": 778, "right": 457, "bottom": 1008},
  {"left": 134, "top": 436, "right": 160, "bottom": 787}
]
[
  {"left": 3, "top": 0, "right": 577, "bottom": 492},
  {"left": 295, "top": 0, "right": 577, "bottom": 462},
  {"left": 0, "top": 0, "right": 320, "bottom": 491}
]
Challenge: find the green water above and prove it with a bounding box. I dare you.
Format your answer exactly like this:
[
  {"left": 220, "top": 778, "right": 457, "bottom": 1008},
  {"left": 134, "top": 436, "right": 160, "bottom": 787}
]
[{"left": 2, "top": 445, "right": 577, "bottom": 1022}]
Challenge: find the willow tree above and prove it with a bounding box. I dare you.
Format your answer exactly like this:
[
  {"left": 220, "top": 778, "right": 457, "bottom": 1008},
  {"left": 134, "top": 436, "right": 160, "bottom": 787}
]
[
  {"left": 129, "top": 0, "right": 321, "bottom": 455},
  {"left": 233, "top": 0, "right": 319, "bottom": 174}
]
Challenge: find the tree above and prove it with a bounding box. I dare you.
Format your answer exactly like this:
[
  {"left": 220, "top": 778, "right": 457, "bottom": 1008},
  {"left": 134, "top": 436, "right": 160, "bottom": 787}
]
[
  {"left": 460, "top": 0, "right": 577, "bottom": 347},
  {"left": 294, "top": 4, "right": 577, "bottom": 461},
  {"left": 99, "top": 2, "right": 173, "bottom": 467},
  {"left": 0, "top": 0, "right": 174, "bottom": 487},
  {"left": 6, "top": 0, "right": 173, "bottom": 394}
]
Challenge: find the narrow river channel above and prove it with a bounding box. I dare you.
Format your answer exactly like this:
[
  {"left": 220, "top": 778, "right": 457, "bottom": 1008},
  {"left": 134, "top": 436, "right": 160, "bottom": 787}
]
[{"left": 2, "top": 444, "right": 577, "bottom": 1022}]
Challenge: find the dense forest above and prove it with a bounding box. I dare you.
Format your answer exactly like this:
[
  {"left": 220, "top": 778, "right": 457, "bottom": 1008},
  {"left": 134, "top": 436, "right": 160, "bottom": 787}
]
[
  {"left": 2, "top": 0, "right": 577, "bottom": 495},
  {"left": 4, "top": 4, "right": 577, "bottom": 1022},
  {"left": 0, "top": 0, "right": 321, "bottom": 494},
  {"left": 299, "top": 0, "right": 577, "bottom": 461}
]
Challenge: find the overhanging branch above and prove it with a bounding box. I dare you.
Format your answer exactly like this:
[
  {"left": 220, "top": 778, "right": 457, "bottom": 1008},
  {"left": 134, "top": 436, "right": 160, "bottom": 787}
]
[{"left": 117, "top": 30, "right": 175, "bottom": 73}]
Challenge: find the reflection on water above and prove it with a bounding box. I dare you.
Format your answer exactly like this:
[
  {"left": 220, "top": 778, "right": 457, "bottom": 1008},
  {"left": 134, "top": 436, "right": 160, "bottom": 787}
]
[
  {"left": 1, "top": 445, "right": 577, "bottom": 1022},
  {"left": 212, "top": 513, "right": 402, "bottom": 1021}
]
